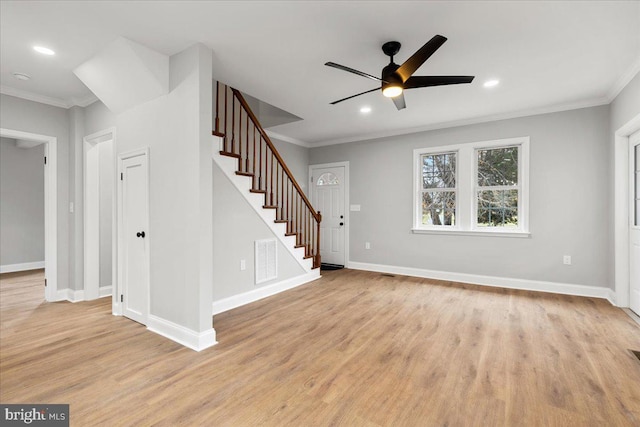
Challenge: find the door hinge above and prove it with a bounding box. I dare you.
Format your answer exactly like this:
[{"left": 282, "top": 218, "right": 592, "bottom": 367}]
[
  {"left": 120, "top": 295, "right": 123, "bottom": 302},
  {"left": 120, "top": 172, "right": 123, "bottom": 181},
  {"left": 44, "top": 156, "right": 47, "bottom": 165},
  {"left": 44, "top": 278, "right": 47, "bottom": 287}
]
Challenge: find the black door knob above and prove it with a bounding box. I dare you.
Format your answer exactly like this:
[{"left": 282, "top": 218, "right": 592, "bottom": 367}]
[
  {"left": 136, "top": 231, "right": 146, "bottom": 238},
  {"left": 340, "top": 222, "right": 344, "bottom": 226}
]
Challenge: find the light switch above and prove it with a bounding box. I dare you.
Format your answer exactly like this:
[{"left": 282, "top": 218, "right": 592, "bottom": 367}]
[{"left": 350, "top": 204, "right": 361, "bottom": 211}]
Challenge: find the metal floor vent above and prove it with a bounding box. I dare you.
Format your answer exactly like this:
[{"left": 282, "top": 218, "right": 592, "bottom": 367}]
[{"left": 631, "top": 350, "right": 640, "bottom": 363}]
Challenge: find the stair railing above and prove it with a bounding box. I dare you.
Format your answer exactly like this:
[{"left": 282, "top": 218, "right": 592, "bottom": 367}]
[{"left": 214, "top": 81, "right": 322, "bottom": 269}]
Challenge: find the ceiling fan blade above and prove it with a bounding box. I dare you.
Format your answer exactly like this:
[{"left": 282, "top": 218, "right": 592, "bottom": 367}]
[
  {"left": 404, "top": 75, "right": 475, "bottom": 89},
  {"left": 325, "top": 62, "right": 385, "bottom": 83},
  {"left": 396, "top": 35, "right": 447, "bottom": 82},
  {"left": 330, "top": 87, "right": 379, "bottom": 105},
  {"left": 391, "top": 93, "right": 406, "bottom": 110}
]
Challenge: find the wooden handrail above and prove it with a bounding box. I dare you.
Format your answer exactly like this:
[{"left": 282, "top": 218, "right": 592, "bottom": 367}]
[
  {"left": 214, "top": 81, "right": 322, "bottom": 268},
  {"left": 231, "top": 88, "right": 321, "bottom": 223}
]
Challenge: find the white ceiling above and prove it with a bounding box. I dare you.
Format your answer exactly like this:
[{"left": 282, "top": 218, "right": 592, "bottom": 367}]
[{"left": 1, "top": 1, "right": 639, "bottom": 145}]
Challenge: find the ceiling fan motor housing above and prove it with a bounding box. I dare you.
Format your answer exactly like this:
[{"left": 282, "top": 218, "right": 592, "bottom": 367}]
[{"left": 382, "top": 62, "right": 402, "bottom": 92}]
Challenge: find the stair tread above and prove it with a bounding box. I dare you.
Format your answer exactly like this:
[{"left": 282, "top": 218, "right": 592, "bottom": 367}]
[
  {"left": 274, "top": 220, "right": 288, "bottom": 224},
  {"left": 294, "top": 244, "right": 305, "bottom": 249},
  {"left": 236, "top": 171, "right": 254, "bottom": 177},
  {"left": 249, "top": 189, "right": 266, "bottom": 193},
  {"left": 303, "top": 255, "right": 314, "bottom": 259},
  {"left": 285, "top": 233, "right": 297, "bottom": 237},
  {"left": 263, "top": 205, "right": 278, "bottom": 209},
  {"left": 220, "top": 151, "right": 240, "bottom": 159},
  {"left": 212, "top": 131, "right": 225, "bottom": 137}
]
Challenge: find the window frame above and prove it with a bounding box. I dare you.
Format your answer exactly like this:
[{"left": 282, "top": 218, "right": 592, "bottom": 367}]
[
  {"left": 413, "top": 137, "right": 530, "bottom": 237},
  {"left": 416, "top": 150, "right": 459, "bottom": 229}
]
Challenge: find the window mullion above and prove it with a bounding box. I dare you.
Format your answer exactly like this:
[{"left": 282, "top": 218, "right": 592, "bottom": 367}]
[{"left": 457, "top": 146, "right": 472, "bottom": 230}]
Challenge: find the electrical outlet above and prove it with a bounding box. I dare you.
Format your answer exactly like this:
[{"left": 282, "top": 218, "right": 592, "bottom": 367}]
[
  {"left": 563, "top": 255, "right": 571, "bottom": 265},
  {"left": 365, "top": 242, "right": 371, "bottom": 250},
  {"left": 240, "top": 259, "right": 246, "bottom": 271}
]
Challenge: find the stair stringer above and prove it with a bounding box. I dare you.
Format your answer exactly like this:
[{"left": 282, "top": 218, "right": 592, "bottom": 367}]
[{"left": 212, "top": 136, "right": 318, "bottom": 275}]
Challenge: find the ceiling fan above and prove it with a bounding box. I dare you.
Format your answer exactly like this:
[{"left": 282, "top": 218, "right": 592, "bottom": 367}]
[{"left": 325, "top": 35, "right": 474, "bottom": 110}]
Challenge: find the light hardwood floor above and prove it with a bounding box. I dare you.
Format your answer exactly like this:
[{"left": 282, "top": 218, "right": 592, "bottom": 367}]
[{"left": 1, "top": 269, "right": 640, "bottom": 426}]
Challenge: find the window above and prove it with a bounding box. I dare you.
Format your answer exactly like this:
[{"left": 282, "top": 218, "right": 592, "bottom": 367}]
[
  {"left": 419, "top": 152, "right": 457, "bottom": 226},
  {"left": 317, "top": 172, "right": 339, "bottom": 186},
  {"left": 413, "top": 137, "right": 529, "bottom": 236}
]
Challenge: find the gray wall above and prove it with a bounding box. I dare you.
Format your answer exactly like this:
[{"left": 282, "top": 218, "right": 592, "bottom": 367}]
[
  {"left": 271, "top": 137, "right": 310, "bottom": 195},
  {"left": 609, "top": 72, "right": 640, "bottom": 289},
  {"left": 84, "top": 101, "right": 116, "bottom": 136},
  {"left": 610, "top": 72, "right": 640, "bottom": 132},
  {"left": 212, "top": 162, "right": 306, "bottom": 301},
  {"left": 310, "top": 105, "right": 611, "bottom": 288},
  {"left": 0, "top": 138, "right": 45, "bottom": 266},
  {"left": 98, "top": 140, "right": 114, "bottom": 287},
  {"left": 0, "top": 94, "right": 70, "bottom": 289}
]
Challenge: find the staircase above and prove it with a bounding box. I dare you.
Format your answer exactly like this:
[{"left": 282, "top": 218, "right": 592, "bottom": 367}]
[{"left": 212, "top": 81, "right": 322, "bottom": 271}]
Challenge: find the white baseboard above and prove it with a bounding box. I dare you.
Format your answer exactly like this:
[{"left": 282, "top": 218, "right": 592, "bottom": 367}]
[
  {"left": 55, "top": 289, "right": 69, "bottom": 302},
  {"left": 147, "top": 315, "right": 217, "bottom": 352},
  {"left": 212, "top": 270, "right": 321, "bottom": 315},
  {"left": 0, "top": 261, "right": 45, "bottom": 273},
  {"left": 349, "top": 261, "right": 613, "bottom": 302},
  {"left": 99, "top": 286, "right": 112, "bottom": 298},
  {"left": 67, "top": 289, "right": 85, "bottom": 302},
  {"left": 606, "top": 289, "right": 617, "bottom": 306}
]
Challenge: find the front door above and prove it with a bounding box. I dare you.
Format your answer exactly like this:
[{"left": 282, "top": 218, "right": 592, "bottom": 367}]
[
  {"left": 630, "top": 130, "right": 640, "bottom": 315},
  {"left": 119, "top": 151, "right": 149, "bottom": 325},
  {"left": 311, "top": 166, "right": 345, "bottom": 266}
]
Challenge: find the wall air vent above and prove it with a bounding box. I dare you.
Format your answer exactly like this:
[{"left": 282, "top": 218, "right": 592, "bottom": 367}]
[{"left": 255, "top": 239, "right": 277, "bottom": 284}]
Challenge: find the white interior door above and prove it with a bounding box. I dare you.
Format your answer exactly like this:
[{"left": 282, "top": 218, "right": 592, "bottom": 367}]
[
  {"left": 119, "top": 151, "right": 149, "bottom": 325},
  {"left": 311, "top": 166, "right": 345, "bottom": 266},
  {"left": 630, "top": 130, "right": 640, "bottom": 315}
]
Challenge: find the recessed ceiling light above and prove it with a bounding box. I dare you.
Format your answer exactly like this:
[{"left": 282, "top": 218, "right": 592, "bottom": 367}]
[
  {"left": 360, "top": 106, "right": 372, "bottom": 114},
  {"left": 483, "top": 79, "right": 499, "bottom": 88},
  {"left": 12, "top": 72, "right": 31, "bottom": 81},
  {"left": 33, "top": 46, "right": 55, "bottom": 56}
]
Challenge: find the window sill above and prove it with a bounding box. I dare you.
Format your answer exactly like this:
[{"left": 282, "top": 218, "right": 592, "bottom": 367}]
[{"left": 411, "top": 228, "right": 531, "bottom": 238}]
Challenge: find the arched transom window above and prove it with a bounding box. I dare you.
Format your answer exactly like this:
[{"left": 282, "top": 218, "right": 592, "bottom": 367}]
[{"left": 317, "top": 172, "right": 339, "bottom": 186}]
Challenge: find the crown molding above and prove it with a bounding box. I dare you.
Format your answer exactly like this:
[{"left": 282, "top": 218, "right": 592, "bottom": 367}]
[
  {"left": 71, "top": 93, "right": 99, "bottom": 107},
  {"left": 0, "top": 85, "right": 98, "bottom": 109},
  {"left": 309, "top": 97, "right": 611, "bottom": 148}
]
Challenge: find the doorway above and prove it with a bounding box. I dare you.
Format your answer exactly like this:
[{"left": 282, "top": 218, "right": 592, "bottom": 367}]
[
  {"left": 84, "top": 129, "right": 116, "bottom": 300},
  {"left": 0, "top": 128, "right": 57, "bottom": 301},
  {"left": 117, "top": 148, "right": 150, "bottom": 325},
  {"left": 614, "top": 113, "right": 640, "bottom": 311},
  {"left": 309, "top": 162, "right": 349, "bottom": 268},
  {"left": 629, "top": 130, "right": 639, "bottom": 315}
]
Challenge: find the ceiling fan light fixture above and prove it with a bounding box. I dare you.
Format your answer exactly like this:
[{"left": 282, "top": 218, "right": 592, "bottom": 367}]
[{"left": 382, "top": 85, "right": 403, "bottom": 98}]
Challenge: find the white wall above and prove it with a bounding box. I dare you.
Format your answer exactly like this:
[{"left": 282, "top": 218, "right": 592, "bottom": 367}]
[
  {"left": 310, "top": 105, "right": 611, "bottom": 288},
  {"left": 212, "top": 162, "right": 306, "bottom": 301},
  {"left": 0, "top": 94, "right": 70, "bottom": 288},
  {"left": 0, "top": 138, "right": 45, "bottom": 266},
  {"left": 114, "top": 43, "right": 213, "bottom": 334}
]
